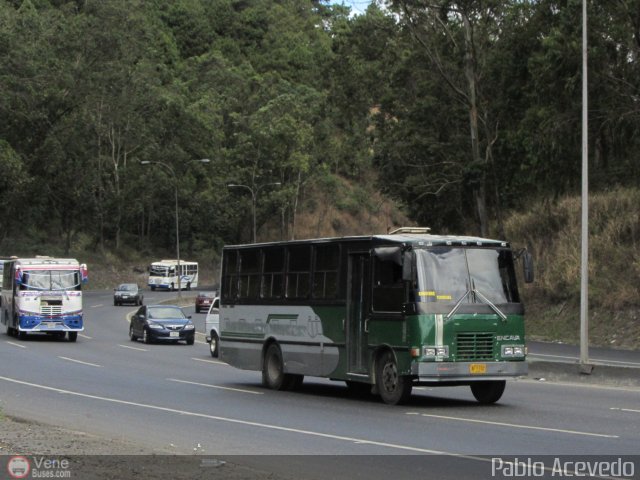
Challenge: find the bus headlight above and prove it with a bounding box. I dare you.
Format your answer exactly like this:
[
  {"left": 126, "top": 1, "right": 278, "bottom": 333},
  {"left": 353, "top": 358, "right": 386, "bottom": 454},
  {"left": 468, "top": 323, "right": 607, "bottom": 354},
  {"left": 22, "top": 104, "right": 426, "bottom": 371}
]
[
  {"left": 502, "top": 345, "right": 525, "bottom": 357},
  {"left": 423, "top": 346, "right": 449, "bottom": 358}
]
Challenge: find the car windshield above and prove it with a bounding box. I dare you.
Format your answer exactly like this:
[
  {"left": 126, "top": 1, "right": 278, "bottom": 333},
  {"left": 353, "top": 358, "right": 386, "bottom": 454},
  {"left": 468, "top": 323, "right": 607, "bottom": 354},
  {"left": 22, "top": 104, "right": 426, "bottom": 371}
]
[
  {"left": 147, "top": 307, "right": 185, "bottom": 320},
  {"left": 118, "top": 284, "right": 136, "bottom": 291},
  {"left": 199, "top": 292, "right": 214, "bottom": 298}
]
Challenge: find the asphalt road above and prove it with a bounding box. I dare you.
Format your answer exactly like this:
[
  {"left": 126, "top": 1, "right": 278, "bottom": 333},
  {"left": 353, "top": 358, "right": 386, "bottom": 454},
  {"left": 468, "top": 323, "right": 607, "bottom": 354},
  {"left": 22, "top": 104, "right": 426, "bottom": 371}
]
[{"left": 1, "top": 291, "right": 639, "bottom": 479}]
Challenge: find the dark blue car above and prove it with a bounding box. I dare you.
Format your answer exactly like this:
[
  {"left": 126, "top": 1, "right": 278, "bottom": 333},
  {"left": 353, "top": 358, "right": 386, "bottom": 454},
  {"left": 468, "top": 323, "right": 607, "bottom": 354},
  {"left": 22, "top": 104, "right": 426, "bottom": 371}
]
[{"left": 129, "top": 305, "right": 195, "bottom": 345}]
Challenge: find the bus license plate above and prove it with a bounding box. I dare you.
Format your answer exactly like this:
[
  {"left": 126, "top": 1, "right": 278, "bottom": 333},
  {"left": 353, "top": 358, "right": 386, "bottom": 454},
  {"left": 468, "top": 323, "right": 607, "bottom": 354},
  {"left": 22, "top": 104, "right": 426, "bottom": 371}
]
[
  {"left": 469, "top": 363, "right": 487, "bottom": 374},
  {"left": 44, "top": 322, "right": 57, "bottom": 328},
  {"left": 169, "top": 332, "right": 179, "bottom": 338}
]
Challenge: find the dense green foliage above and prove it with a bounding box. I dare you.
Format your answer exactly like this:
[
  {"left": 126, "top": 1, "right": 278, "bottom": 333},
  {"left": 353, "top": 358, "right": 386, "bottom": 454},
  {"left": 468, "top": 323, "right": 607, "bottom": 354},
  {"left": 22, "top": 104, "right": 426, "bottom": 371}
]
[{"left": 1, "top": 0, "right": 639, "bottom": 257}]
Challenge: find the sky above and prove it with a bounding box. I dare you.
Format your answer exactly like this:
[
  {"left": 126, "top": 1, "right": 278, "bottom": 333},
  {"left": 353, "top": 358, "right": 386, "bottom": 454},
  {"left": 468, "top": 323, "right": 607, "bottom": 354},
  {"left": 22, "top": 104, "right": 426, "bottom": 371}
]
[{"left": 338, "top": 0, "right": 373, "bottom": 15}]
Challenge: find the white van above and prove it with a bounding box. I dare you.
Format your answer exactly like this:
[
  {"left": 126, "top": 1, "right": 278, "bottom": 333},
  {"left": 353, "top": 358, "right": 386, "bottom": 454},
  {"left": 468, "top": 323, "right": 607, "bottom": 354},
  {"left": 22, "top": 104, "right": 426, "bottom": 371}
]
[{"left": 204, "top": 297, "right": 220, "bottom": 357}]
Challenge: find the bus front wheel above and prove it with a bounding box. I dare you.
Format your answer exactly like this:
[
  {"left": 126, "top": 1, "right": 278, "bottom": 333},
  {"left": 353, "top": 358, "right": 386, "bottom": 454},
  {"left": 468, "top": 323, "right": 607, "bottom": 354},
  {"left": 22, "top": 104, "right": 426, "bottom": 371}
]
[
  {"left": 470, "top": 380, "right": 506, "bottom": 404},
  {"left": 375, "top": 350, "right": 412, "bottom": 405},
  {"left": 68, "top": 332, "right": 78, "bottom": 342},
  {"left": 262, "top": 343, "right": 301, "bottom": 391}
]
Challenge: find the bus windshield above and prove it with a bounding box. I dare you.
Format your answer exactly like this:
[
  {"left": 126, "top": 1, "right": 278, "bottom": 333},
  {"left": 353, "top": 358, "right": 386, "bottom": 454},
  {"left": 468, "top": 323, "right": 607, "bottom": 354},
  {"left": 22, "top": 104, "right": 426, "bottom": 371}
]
[
  {"left": 415, "top": 247, "right": 520, "bottom": 305},
  {"left": 149, "top": 266, "right": 171, "bottom": 277},
  {"left": 20, "top": 270, "right": 81, "bottom": 291}
]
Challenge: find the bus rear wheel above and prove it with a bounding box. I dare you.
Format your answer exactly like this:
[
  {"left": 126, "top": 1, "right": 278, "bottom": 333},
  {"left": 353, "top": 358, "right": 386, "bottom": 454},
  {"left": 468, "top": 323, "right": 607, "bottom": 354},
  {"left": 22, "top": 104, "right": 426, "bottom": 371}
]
[
  {"left": 5, "top": 322, "right": 15, "bottom": 337},
  {"left": 5, "top": 314, "right": 16, "bottom": 337},
  {"left": 376, "top": 350, "right": 412, "bottom": 405},
  {"left": 262, "top": 343, "right": 301, "bottom": 391},
  {"left": 470, "top": 380, "right": 506, "bottom": 404}
]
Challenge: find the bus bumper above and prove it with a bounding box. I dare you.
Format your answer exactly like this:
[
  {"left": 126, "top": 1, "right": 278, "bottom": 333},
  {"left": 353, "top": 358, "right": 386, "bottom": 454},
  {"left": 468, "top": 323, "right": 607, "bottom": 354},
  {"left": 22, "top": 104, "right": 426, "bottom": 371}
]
[
  {"left": 18, "top": 315, "right": 84, "bottom": 332},
  {"left": 411, "top": 360, "right": 527, "bottom": 382}
]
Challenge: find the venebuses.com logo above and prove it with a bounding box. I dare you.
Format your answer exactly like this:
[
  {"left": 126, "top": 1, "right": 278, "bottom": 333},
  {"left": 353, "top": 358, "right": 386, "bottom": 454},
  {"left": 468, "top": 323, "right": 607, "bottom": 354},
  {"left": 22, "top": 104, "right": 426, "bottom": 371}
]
[
  {"left": 6, "top": 455, "right": 72, "bottom": 478},
  {"left": 6, "top": 456, "right": 30, "bottom": 479}
]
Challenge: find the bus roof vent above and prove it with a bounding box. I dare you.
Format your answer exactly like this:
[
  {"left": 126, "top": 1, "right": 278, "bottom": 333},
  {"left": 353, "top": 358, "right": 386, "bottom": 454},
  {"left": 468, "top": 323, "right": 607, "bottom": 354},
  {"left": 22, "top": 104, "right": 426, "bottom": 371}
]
[{"left": 387, "top": 227, "right": 431, "bottom": 235}]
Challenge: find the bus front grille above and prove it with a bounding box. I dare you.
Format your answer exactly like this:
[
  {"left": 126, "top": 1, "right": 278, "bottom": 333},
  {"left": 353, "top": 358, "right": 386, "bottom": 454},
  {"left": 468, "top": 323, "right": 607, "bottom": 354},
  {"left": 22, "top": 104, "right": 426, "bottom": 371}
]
[
  {"left": 41, "top": 306, "right": 62, "bottom": 316},
  {"left": 456, "top": 332, "right": 495, "bottom": 360}
]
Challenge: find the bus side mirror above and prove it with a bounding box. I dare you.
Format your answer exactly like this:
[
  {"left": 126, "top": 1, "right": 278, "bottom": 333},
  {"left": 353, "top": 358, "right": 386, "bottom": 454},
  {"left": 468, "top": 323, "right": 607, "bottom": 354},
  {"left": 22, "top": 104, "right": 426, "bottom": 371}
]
[
  {"left": 402, "top": 250, "right": 414, "bottom": 282},
  {"left": 522, "top": 251, "right": 534, "bottom": 283}
]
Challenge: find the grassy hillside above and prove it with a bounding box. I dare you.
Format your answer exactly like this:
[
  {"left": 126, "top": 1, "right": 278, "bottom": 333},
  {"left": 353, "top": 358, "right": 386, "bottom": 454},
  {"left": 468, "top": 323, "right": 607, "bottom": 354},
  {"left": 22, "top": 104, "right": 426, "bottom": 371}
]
[{"left": 505, "top": 187, "right": 640, "bottom": 350}]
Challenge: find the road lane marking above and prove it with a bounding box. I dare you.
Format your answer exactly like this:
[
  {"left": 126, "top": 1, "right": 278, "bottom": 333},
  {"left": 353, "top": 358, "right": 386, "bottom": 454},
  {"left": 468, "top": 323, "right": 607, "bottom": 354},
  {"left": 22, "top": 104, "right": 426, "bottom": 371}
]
[
  {"left": 191, "top": 358, "right": 229, "bottom": 366},
  {"left": 610, "top": 407, "right": 640, "bottom": 414},
  {"left": 195, "top": 340, "right": 207, "bottom": 345},
  {"left": 0, "top": 375, "right": 450, "bottom": 455},
  {"left": 0, "top": 374, "right": 623, "bottom": 475},
  {"left": 58, "top": 356, "right": 102, "bottom": 368},
  {"left": 167, "top": 378, "right": 263, "bottom": 395},
  {"left": 118, "top": 344, "right": 148, "bottom": 352},
  {"left": 412, "top": 413, "right": 618, "bottom": 438},
  {"left": 529, "top": 353, "right": 640, "bottom": 368},
  {"left": 6, "top": 341, "right": 26, "bottom": 349},
  {"left": 79, "top": 333, "right": 93, "bottom": 339},
  {"left": 91, "top": 304, "right": 104, "bottom": 308}
]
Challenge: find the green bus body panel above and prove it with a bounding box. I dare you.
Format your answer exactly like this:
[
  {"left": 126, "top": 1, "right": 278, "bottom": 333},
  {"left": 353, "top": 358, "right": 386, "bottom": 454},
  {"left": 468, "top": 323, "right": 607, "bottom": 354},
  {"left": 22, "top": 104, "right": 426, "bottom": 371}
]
[{"left": 220, "top": 305, "right": 526, "bottom": 382}]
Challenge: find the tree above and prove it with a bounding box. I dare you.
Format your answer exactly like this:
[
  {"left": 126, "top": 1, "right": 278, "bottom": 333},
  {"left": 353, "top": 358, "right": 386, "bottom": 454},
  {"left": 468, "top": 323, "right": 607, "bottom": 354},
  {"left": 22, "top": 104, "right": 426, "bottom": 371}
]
[{"left": 387, "top": 0, "right": 513, "bottom": 236}]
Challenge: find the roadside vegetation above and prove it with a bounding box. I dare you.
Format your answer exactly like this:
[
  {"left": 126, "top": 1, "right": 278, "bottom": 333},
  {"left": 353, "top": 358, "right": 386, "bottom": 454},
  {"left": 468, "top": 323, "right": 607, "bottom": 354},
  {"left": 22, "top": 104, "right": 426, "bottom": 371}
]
[
  {"left": 1, "top": 1, "right": 639, "bottom": 349},
  {"left": 506, "top": 188, "right": 640, "bottom": 350}
]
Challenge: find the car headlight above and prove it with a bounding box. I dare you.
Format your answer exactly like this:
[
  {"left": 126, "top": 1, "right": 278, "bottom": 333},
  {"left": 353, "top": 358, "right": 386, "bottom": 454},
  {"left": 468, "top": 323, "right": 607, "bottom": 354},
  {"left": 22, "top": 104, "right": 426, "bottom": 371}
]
[
  {"left": 148, "top": 323, "right": 163, "bottom": 329},
  {"left": 183, "top": 324, "right": 195, "bottom": 330}
]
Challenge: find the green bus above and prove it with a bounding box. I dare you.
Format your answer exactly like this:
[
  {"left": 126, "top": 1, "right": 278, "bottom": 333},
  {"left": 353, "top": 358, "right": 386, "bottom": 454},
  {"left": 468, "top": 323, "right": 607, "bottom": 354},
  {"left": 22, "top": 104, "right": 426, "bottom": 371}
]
[{"left": 219, "top": 228, "right": 533, "bottom": 405}]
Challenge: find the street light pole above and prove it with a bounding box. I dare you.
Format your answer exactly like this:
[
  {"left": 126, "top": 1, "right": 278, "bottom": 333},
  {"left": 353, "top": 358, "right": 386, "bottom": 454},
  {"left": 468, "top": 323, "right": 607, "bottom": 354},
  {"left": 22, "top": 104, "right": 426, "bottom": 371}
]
[
  {"left": 579, "top": 0, "right": 592, "bottom": 374},
  {"left": 141, "top": 158, "right": 210, "bottom": 300},
  {"left": 227, "top": 182, "right": 281, "bottom": 243}
]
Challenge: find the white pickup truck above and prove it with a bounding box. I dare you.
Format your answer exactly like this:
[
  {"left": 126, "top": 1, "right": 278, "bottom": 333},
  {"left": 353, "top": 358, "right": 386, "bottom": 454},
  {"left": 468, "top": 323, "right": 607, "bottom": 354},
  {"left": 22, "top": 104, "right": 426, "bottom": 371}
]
[{"left": 204, "top": 297, "right": 220, "bottom": 357}]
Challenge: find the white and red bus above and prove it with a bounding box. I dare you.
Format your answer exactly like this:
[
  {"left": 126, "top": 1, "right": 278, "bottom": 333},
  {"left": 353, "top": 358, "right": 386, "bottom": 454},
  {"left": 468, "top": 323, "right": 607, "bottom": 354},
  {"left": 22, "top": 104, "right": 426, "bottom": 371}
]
[{"left": 1, "top": 256, "right": 87, "bottom": 342}]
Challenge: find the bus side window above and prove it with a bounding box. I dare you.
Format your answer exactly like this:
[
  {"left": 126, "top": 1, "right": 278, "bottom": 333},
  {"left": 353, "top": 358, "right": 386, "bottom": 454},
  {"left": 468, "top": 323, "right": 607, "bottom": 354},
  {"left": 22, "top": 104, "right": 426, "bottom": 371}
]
[
  {"left": 286, "top": 245, "right": 310, "bottom": 299},
  {"left": 262, "top": 247, "right": 284, "bottom": 299},
  {"left": 372, "top": 257, "right": 404, "bottom": 312},
  {"left": 222, "top": 251, "right": 239, "bottom": 301},
  {"left": 239, "top": 249, "right": 261, "bottom": 300},
  {"left": 312, "top": 244, "right": 339, "bottom": 299}
]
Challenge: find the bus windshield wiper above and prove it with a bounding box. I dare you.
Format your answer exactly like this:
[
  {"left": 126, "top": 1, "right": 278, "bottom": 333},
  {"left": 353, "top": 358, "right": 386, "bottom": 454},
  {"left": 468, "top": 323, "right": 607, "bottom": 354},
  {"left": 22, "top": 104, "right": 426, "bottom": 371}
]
[
  {"left": 473, "top": 288, "right": 507, "bottom": 322},
  {"left": 446, "top": 288, "right": 507, "bottom": 322},
  {"left": 445, "top": 289, "right": 472, "bottom": 320}
]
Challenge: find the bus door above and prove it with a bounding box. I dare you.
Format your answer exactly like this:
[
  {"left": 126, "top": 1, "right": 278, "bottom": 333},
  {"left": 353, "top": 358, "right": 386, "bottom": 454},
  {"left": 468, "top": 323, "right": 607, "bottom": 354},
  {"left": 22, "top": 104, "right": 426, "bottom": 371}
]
[{"left": 347, "top": 252, "right": 371, "bottom": 375}]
